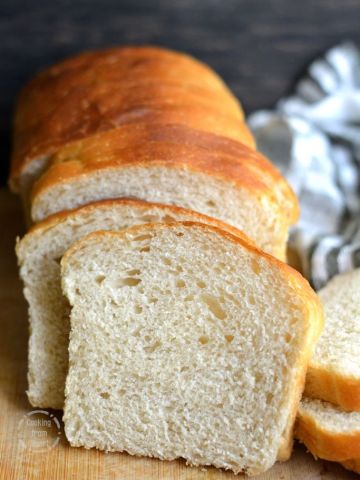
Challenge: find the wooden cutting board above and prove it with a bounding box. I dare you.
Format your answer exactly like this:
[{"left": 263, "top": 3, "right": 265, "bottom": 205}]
[{"left": 0, "top": 188, "right": 357, "bottom": 480}]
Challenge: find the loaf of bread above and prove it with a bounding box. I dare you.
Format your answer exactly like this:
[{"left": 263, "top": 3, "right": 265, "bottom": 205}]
[
  {"left": 16, "top": 199, "right": 253, "bottom": 409},
  {"left": 11, "top": 46, "right": 298, "bottom": 261},
  {"left": 12, "top": 47, "right": 317, "bottom": 475},
  {"left": 29, "top": 123, "right": 298, "bottom": 258},
  {"left": 10, "top": 46, "right": 254, "bottom": 200},
  {"left": 296, "top": 397, "right": 360, "bottom": 474},
  {"left": 61, "top": 222, "right": 322, "bottom": 475},
  {"left": 305, "top": 269, "right": 360, "bottom": 411}
]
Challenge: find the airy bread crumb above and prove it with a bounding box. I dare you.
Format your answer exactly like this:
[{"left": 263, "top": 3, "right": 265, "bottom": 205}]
[
  {"left": 16, "top": 199, "right": 255, "bottom": 409},
  {"left": 61, "top": 222, "right": 322, "bottom": 475},
  {"left": 305, "top": 268, "right": 360, "bottom": 411}
]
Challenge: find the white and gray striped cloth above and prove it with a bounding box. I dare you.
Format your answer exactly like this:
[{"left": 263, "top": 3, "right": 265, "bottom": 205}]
[{"left": 248, "top": 42, "right": 360, "bottom": 290}]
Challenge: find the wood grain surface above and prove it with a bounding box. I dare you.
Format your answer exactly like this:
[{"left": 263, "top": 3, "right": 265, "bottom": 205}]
[
  {"left": 0, "top": 187, "right": 357, "bottom": 480},
  {"left": 1, "top": 0, "right": 360, "bottom": 184}
]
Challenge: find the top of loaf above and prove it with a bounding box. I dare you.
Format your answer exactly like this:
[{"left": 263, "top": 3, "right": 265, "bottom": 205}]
[{"left": 10, "top": 45, "right": 249, "bottom": 190}]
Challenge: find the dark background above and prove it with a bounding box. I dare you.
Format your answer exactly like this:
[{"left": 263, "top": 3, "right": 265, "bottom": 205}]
[{"left": 1, "top": 0, "right": 360, "bottom": 185}]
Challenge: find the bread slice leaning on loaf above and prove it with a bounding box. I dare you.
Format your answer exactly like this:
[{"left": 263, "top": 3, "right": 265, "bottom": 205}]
[
  {"left": 30, "top": 123, "right": 298, "bottom": 259},
  {"left": 61, "top": 222, "right": 322, "bottom": 475},
  {"left": 10, "top": 45, "right": 253, "bottom": 199},
  {"left": 296, "top": 397, "right": 360, "bottom": 474},
  {"left": 16, "top": 199, "right": 254, "bottom": 409},
  {"left": 305, "top": 269, "right": 360, "bottom": 411}
]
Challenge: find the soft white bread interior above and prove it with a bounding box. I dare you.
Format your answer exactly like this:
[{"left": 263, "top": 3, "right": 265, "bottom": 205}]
[
  {"left": 31, "top": 164, "right": 288, "bottom": 259},
  {"left": 296, "top": 397, "right": 360, "bottom": 474},
  {"left": 16, "top": 199, "right": 253, "bottom": 409},
  {"left": 61, "top": 222, "right": 322, "bottom": 475},
  {"left": 29, "top": 124, "right": 299, "bottom": 260},
  {"left": 305, "top": 268, "right": 360, "bottom": 411}
]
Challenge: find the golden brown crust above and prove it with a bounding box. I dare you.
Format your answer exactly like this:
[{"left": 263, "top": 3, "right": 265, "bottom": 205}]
[
  {"left": 305, "top": 365, "right": 360, "bottom": 412},
  {"left": 17, "top": 46, "right": 240, "bottom": 115},
  {"left": 276, "top": 277, "right": 324, "bottom": 462},
  {"left": 277, "top": 363, "right": 308, "bottom": 462},
  {"left": 12, "top": 104, "right": 254, "bottom": 189},
  {"left": 296, "top": 408, "right": 360, "bottom": 461},
  {"left": 341, "top": 458, "right": 360, "bottom": 474},
  {"left": 30, "top": 123, "right": 299, "bottom": 225},
  {"left": 11, "top": 45, "right": 251, "bottom": 188}
]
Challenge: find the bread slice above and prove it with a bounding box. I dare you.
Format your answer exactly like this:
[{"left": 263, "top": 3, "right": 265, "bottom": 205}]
[
  {"left": 305, "top": 269, "right": 360, "bottom": 411},
  {"left": 30, "top": 123, "right": 298, "bottom": 259},
  {"left": 61, "top": 222, "right": 322, "bottom": 475},
  {"left": 16, "top": 199, "right": 255, "bottom": 409},
  {"left": 296, "top": 397, "right": 360, "bottom": 474},
  {"left": 10, "top": 45, "right": 252, "bottom": 197}
]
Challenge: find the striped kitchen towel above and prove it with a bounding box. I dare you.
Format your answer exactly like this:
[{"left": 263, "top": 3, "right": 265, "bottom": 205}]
[{"left": 248, "top": 42, "right": 360, "bottom": 290}]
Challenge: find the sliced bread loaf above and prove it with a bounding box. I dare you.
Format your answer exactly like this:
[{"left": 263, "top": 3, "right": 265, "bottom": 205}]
[
  {"left": 305, "top": 269, "right": 360, "bottom": 411},
  {"left": 16, "top": 199, "right": 252, "bottom": 409},
  {"left": 30, "top": 123, "right": 298, "bottom": 258},
  {"left": 61, "top": 222, "right": 322, "bottom": 475},
  {"left": 296, "top": 397, "right": 360, "bottom": 474}
]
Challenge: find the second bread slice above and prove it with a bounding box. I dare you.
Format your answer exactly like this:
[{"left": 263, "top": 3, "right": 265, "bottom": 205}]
[
  {"left": 16, "top": 199, "right": 248, "bottom": 409},
  {"left": 30, "top": 123, "right": 298, "bottom": 259}
]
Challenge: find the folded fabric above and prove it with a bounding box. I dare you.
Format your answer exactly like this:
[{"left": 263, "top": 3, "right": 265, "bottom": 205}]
[{"left": 249, "top": 42, "right": 360, "bottom": 289}]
